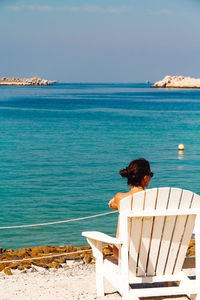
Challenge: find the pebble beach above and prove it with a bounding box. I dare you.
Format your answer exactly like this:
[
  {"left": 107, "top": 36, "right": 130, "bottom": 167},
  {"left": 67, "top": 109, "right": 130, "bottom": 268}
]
[{"left": 0, "top": 260, "right": 194, "bottom": 300}]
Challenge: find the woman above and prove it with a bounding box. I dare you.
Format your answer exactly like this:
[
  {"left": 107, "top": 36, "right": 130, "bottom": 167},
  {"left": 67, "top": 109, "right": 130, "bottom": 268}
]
[{"left": 109, "top": 158, "right": 153, "bottom": 258}]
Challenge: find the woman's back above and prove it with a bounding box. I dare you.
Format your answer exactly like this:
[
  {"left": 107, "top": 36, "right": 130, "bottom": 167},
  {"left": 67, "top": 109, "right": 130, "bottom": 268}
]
[{"left": 108, "top": 158, "right": 153, "bottom": 258}]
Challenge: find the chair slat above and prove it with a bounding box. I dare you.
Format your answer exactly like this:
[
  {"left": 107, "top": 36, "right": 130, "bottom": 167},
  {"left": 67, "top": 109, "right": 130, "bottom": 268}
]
[
  {"left": 165, "top": 190, "right": 193, "bottom": 275},
  {"left": 137, "top": 188, "right": 157, "bottom": 276},
  {"left": 147, "top": 187, "right": 170, "bottom": 276},
  {"left": 120, "top": 195, "right": 132, "bottom": 213},
  {"left": 173, "top": 192, "right": 200, "bottom": 273},
  {"left": 128, "top": 191, "right": 145, "bottom": 278},
  {"left": 119, "top": 195, "right": 132, "bottom": 242},
  {"left": 156, "top": 188, "right": 182, "bottom": 275},
  {"left": 119, "top": 195, "right": 132, "bottom": 272}
]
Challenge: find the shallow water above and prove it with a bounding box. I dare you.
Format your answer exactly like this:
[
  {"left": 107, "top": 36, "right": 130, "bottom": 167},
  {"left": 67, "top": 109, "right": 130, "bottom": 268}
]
[{"left": 1, "top": 83, "right": 200, "bottom": 249}]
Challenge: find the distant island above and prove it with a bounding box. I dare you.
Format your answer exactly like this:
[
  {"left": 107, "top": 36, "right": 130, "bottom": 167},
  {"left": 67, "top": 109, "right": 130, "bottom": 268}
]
[
  {"left": 0, "top": 76, "right": 57, "bottom": 86},
  {"left": 151, "top": 75, "right": 200, "bottom": 88}
]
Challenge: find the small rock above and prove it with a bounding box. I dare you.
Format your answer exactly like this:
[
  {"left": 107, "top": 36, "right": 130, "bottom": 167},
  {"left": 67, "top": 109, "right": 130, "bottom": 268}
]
[
  {"left": 4, "top": 267, "right": 12, "bottom": 275},
  {"left": 83, "top": 254, "right": 92, "bottom": 264},
  {"left": 47, "top": 262, "right": 62, "bottom": 269},
  {"left": 22, "top": 263, "right": 32, "bottom": 269},
  {"left": 54, "top": 257, "right": 67, "bottom": 264},
  {"left": 36, "top": 246, "right": 49, "bottom": 254},
  {"left": 0, "top": 263, "right": 6, "bottom": 272},
  {"left": 0, "top": 248, "right": 6, "bottom": 254},
  {"left": 64, "top": 245, "right": 74, "bottom": 253},
  {"left": 30, "top": 248, "right": 42, "bottom": 256},
  {"left": 31, "top": 267, "right": 37, "bottom": 273},
  {"left": 9, "top": 255, "right": 20, "bottom": 260},
  {"left": 6, "top": 249, "right": 14, "bottom": 254},
  {"left": 65, "top": 254, "right": 82, "bottom": 261},
  {"left": 16, "top": 248, "right": 30, "bottom": 258},
  {"left": 39, "top": 258, "right": 54, "bottom": 264},
  {"left": 10, "top": 262, "right": 19, "bottom": 269},
  {"left": 17, "top": 265, "right": 25, "bottom": 271},
  {"left": 32, "top": 261, "right": 49, "bottom": 269}
]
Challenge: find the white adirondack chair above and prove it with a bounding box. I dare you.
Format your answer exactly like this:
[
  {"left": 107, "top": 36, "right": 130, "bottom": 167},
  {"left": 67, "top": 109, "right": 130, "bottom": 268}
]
[{"left": 82, "top": 187, "right": 200, "bottom": 300}]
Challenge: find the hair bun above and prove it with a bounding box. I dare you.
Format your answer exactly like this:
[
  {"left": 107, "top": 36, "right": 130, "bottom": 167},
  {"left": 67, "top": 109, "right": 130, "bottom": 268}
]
[
  {"left": 119, "top": 167, "right": 129, "bottom": 178},
  {"left": 119, "top": 158, "right": 151, "bottom": 186}
]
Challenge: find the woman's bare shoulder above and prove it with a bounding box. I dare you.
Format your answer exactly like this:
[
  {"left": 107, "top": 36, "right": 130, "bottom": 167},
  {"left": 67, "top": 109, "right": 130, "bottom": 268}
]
[{"left": 114, "top": 191, "right": 130, "bottom": 201}]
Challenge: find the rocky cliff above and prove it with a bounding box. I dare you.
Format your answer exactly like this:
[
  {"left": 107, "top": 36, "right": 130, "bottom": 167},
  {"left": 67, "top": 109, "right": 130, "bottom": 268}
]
[
  {"left": 151, "top": 75, "right": 200, "bottom": 88},
  {"left": 0, "top": 76, "right": 56, "bottom": 86}
]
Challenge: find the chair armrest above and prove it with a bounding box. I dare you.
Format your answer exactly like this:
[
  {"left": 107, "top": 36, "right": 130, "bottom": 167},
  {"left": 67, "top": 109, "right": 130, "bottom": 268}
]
[{"left": 82, "top": 231, "right": 122, "bottom": 245}]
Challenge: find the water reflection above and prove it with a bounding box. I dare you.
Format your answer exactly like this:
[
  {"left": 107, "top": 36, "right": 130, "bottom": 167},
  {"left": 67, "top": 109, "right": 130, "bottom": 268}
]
[{"left": 178, "top": 150, "right": 184, "bottom": 160}]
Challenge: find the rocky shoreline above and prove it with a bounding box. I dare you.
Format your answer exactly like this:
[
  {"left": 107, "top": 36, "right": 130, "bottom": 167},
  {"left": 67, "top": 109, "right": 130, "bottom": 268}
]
[
  {"left": 0, "top": 76, "right": 56, "bottom": 86},
  {"left": 0, "top": 239, "right": 195, "bottom": 275},
  {"left": 0, "top": 244, "right": 113, "bottom": 275},
  {"left": 151, "top": 75, "right": 200, "bottom": 88}
]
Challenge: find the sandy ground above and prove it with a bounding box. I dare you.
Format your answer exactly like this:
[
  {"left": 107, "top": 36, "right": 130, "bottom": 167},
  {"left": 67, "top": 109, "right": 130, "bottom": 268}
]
[
  {"left": 0, "top": 261, "right": 121, "bottom": 300},
  {"left": 0, "top": 261, "right": 193, "bottom": 300}
]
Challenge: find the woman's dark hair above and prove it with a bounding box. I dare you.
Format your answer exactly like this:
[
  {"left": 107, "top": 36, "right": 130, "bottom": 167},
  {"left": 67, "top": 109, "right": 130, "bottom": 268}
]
[{"left": 119, "top": 158, "right": 153, "bottom": 186}]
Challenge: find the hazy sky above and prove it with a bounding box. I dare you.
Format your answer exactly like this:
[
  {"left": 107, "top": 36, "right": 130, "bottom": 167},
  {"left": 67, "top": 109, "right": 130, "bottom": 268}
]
[{"left": 0, "top": 0, "right": 200, "bottom": 82}]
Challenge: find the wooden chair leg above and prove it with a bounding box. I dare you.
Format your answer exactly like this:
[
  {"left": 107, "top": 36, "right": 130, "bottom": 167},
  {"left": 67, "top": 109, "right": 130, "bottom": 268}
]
[
  {"left": 96, "top": 261, "right": 104, "bottom": 297},
  {"left": 95, "top": 241, "right": 104, "bottom": 297},
  {"left": 87, "top": 238, "right": 105, "bottom": 297}
]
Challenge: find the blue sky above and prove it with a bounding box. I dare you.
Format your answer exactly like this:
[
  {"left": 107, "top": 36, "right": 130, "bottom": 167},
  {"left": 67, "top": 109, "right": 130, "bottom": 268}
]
[{"left": 0, "top": 0, "right": 200, "bottom": 82}]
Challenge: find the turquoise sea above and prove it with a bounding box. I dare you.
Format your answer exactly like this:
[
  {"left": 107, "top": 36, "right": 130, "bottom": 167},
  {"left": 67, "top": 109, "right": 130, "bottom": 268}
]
[{"left": 1, "top": 83, "right": 200, "bottom": 250}]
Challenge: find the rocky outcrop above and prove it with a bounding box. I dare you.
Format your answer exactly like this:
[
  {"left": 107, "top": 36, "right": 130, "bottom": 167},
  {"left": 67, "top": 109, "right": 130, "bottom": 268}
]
[
  {"left": 0, "top": 76, "right": 56, "bottom": 86},
  {"left": 0, "top": 239, "right": 195, "bottom": 275},
  {"left": 0, "top": 244, "right": 113, "bottom": 274},
  {"left": 151, "top": 75, "right": 200, "bottom": 88}
]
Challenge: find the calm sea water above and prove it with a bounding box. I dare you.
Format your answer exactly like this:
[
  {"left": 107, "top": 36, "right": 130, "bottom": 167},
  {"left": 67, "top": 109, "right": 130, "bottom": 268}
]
[{"left": 1, "top": 83, "right": 200, "bottom": 250}]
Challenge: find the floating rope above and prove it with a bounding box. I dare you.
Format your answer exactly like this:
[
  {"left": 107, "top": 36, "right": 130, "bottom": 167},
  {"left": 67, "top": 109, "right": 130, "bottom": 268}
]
[{"left": 0, "top": 211, "right": 117, "bottom": 230}]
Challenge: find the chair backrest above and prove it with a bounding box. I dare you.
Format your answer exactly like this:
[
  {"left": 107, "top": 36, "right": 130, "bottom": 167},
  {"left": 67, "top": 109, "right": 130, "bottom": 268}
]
[{"left": 119, "top": 187, "right": 200, "bottom": 279}]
